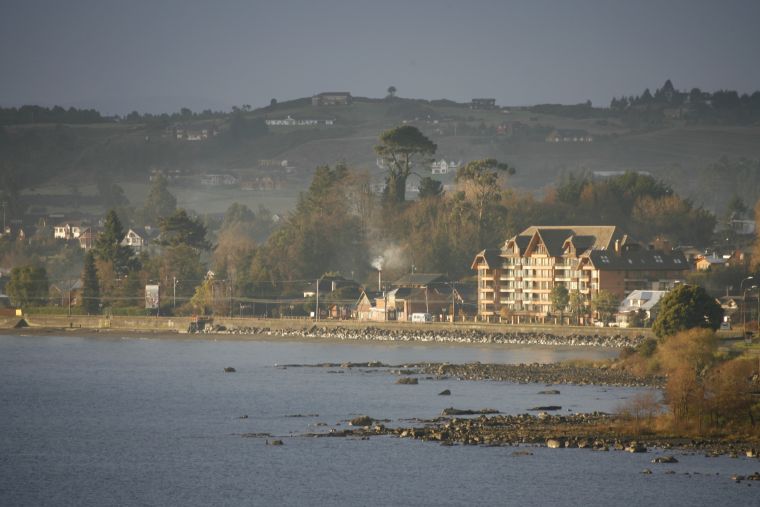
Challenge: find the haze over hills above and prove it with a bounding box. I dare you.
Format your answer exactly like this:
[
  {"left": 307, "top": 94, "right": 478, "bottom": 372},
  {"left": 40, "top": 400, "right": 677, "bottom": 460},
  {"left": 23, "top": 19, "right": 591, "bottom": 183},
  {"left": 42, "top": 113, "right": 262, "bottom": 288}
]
[{"left": 2, "top": 82, "right": 760, "bottom": 218}]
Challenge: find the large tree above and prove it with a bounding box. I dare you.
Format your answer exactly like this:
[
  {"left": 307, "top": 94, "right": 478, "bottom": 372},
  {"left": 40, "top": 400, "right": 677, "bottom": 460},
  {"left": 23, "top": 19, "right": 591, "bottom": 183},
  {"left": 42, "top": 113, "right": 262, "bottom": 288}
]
[
  {"left": 456, "top": 158, "right": 515, "bottom": 249},
  {"left": 142, "top": 174, "right": 177, "bottom": 224},
  {"left": 550, "top": 284, "right": 569, "bottom": 319},
  {"left": 158, "top": 209, "right": 211, "bottom": 251},
  {"left": 94, "top": 209, "right": 137, "bottom": 276},
  {"left": 652, "top": 284, "right": 724, "bottom": 338},
  {"left": 6, "top": 265, "right": 48, "bottom": 307},
  {"left": 375, "top": 126, "right": 436, "bottom": 203},
  {"left": 591, "top": 290, "right": 620, "bottom": 324}
]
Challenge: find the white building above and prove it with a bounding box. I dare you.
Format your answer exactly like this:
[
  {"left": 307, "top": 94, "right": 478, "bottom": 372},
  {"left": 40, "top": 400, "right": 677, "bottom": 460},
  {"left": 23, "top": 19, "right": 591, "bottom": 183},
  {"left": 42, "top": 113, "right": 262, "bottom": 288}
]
[{"left": 430, "top": 159, "right": 461, "bottom": 175}]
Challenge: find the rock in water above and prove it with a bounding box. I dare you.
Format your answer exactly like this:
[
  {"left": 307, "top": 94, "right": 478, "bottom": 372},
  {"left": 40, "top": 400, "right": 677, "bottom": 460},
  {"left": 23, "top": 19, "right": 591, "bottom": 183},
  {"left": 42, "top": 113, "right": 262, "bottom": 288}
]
[
  {"left": 538, "top": 389, "right": 561, "bottom": 395},
  {"left": 224, "top": 367, "right": 236, "bottom": 373},
  {"left": 529, "top": 406, "right": 562, "bottom": 411},
  {"left": 268, "top": 439, "right": 284, "bottom": 446},
  {"left": 396, "top": 377, "right": 418, "bottom": 385},
  {"left": 626, "top": 441, "right": 647, "bottom": 453},
  {"left": 349, "top": 415, "right": 373, "bottom": 427},
  {"left": 546, "top": 438, "right": 564, "bottom": 449},
  {"left": 438, "top": 389, "right": 451, "bottom": 396},
  {"left": 652, "top": 456, "right": 678, "bottom": 464}
]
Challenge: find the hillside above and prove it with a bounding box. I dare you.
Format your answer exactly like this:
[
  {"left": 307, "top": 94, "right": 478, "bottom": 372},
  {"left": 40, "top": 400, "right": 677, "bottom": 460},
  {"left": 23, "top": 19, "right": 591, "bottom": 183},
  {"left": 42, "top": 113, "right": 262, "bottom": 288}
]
[{"left": 3, "top": 95, "right": 760, "bottom": 217}]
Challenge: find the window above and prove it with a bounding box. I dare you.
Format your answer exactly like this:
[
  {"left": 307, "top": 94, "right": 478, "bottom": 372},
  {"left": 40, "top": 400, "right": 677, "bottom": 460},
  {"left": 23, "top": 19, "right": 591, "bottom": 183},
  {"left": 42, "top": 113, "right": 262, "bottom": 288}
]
[{"left": 654, "top": 255, "right": 664, "bottom": 264}]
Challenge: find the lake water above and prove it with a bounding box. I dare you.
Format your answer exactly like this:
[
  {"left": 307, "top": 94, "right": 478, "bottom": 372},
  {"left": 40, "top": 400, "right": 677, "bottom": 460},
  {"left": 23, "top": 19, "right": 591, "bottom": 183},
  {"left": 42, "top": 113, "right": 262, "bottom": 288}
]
[{"left": 1, "top": 334, "right": 758, "bottom": 506}]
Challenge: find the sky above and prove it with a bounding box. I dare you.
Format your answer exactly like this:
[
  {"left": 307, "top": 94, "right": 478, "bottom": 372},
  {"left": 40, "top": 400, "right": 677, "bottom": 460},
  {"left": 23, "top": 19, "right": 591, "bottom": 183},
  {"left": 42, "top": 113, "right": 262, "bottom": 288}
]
[{"left": 1, "top": 0, "right": 759, "bottom": 115}]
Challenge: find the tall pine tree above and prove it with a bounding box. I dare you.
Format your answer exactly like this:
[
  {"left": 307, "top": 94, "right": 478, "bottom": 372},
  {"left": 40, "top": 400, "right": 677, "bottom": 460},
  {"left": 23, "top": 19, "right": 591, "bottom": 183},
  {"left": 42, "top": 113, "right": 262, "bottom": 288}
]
[
  {"left": 94, "top": 209, "right": 137, "bottom": 276},
  {"left": 81, "top": 251, "right": 100, "bottom": 314}
]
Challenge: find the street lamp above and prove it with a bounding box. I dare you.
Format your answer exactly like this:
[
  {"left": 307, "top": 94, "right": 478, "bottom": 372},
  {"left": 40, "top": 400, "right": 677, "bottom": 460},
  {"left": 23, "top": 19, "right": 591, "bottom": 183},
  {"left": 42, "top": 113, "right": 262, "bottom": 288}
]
[{"left": 740, "top": 276, "right": 754, "bottom": 339}]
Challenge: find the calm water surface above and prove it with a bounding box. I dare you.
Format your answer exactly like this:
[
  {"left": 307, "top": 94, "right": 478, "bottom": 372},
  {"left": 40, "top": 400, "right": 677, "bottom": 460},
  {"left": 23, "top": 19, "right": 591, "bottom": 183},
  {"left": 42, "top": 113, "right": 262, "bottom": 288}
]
[{"left": 0, "top": 334, "right": 757, "bottom": 506}]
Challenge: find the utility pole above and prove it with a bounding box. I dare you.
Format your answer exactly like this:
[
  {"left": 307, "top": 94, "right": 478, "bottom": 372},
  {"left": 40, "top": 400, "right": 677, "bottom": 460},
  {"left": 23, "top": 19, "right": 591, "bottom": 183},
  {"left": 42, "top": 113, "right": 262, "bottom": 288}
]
[
  {"left": 315, "top": 278, "right": 319, "bottom": 322},
  {"left": 173, "top": 276, "right": 177, "bottom": 309},
  {"left": 1, "top": 201, "right": 6, "bottom": 233},
  {"left": 451, "top": 282, "right": 456, "bottom": 324},
  {"left": 741, "top": 276, "right": 754, "bottom": 341}
]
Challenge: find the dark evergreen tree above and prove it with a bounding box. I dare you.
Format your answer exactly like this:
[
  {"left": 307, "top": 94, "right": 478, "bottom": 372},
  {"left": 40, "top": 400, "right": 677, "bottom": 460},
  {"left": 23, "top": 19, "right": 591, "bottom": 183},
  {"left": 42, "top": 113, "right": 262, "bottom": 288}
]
[
  {"left": 158, "top": 209, "right": 211, "bottom": 250},
  {"left": 94, "top": 209, "right": 138, "bottom": 276},
  {"left": 652, "top": 284, "right": 724, "bottom": 338},
  {"left": 81, "top": 251, "right": 100, "bottom": 314}
]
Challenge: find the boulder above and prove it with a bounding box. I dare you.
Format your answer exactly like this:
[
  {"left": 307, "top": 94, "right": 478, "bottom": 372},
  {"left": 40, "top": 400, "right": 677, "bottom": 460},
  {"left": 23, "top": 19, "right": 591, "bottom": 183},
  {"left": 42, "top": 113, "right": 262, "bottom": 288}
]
[
  {"left": 538, "top": 389, "right": 561, "bottom": 395},
  {"left": 641, "top": 469, "right": 652, "bottom": 474},
  {"left": 626, "top": 441, "right": 647, "bottom": 453},
  {"left": 267, "top": 439, "right": 284, "bottom": 446},
  {"left": 546, "top": 438, "right": 564, "bottom": 449},
  {"left": 396, "top": 377, "right": 418, "bottom": 385},
  {"left": 438, "top": 389, "right": 452, "bottom": 396},
  {"left": 652, "top": 455, "right": 679, "bottom": 464},
  {"left": 349, "top": 415, "right": 373, "bottom": 427},
  {"left": 224, "top": 367, "right": 236, "bottom": 373}
]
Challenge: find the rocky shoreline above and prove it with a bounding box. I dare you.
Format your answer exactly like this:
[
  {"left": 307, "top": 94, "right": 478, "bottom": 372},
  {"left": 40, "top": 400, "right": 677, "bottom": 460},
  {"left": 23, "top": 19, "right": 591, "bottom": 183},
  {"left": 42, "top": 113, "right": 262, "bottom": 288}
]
[
  {"left": 277, "top": 360, "right": 663, "bottom": 388},
  {"left": 303, "top": 411, "right": 760, "bottom": 463},
  {"left": 195, "top": 324, "right": 645, "bottom": 348}
]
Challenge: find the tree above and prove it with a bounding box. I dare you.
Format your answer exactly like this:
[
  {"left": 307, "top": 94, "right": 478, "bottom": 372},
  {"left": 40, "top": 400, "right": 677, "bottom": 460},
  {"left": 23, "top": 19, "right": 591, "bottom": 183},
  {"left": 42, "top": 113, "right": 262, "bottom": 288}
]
[
  {"left": 550, "top": 284, "right": 569, "bottom": 320},
  {"left": 456, "top": 159, "right": 515, "bottom": 249},
  {"left": 569, "top": 290, "right": 586, "bottom": 324},
  {"left": 94, "top": 209, "right": 137, "bottom": 276},
  {"left": 375, "top": 126, "right": 437, "bottom": 203},
  {"left": 652, "top": 284, "right": 724, "bottom": 338},
  {"left": 6, "top": 265, "right": 49, "bottom": 307},
  {"left": 142, "top": 174, "right": 177, "bottom": 224},
  {"left": 81, "top": 251, "right": 100, "bottom": 314},
  {"left": 387, "top": 86, "right": 397, "bottom": 98},
  {"left": 158, "top": 209, "right": 211, "bottom": 250},
  {"left": 591, "top": 290, "right": 620, "bottom": 324},
  {"left": 417, "top": 177, "right": 444, "bottom": 199}
]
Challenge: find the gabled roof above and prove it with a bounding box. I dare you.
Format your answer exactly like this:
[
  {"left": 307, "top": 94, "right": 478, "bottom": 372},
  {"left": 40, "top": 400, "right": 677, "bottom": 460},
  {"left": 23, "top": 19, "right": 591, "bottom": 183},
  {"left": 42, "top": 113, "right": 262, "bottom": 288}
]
[
  {"left": 587, "top": 249, "right": 688, "bottom": 271},
  {"left": 515, "top": 225, "right": 621, "bottom": 252},
  {"left": 536, "top": 229, "right": 575, "bottom": 257},
  {"left": 471, "top": 249, "right": 501, "bottom": 269},
  {"left": 618, "top": 290, "right": 667, "bottom": 312}
]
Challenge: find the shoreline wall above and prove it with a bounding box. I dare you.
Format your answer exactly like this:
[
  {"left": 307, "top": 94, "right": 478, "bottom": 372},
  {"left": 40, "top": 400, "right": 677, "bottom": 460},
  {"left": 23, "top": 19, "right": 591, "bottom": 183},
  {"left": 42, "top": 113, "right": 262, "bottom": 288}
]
[{"left": 14, "top": 313, "right": 654, "bottom": 339}]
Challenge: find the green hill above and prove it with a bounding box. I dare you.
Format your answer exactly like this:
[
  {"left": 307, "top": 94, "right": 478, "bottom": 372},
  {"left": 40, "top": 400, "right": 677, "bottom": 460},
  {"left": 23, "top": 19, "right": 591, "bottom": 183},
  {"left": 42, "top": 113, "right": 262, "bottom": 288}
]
[{"left": 3, "top": 95, "right": 760, "bottom": 217}]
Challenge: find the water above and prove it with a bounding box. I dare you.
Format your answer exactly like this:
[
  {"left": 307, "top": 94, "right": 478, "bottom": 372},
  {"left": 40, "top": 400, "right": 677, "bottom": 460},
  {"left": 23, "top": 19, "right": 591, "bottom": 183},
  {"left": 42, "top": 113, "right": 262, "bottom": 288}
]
[{"left": 1, "top": 334, "right": 757, "bottom": 506}]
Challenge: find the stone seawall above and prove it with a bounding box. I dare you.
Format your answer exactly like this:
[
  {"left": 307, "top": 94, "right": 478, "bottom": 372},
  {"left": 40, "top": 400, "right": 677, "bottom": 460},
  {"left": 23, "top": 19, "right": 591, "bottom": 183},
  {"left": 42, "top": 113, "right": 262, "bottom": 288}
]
[
  {"left": 201, "top": 324, "right": 646, "bottom": 348},
  {"left": 8, "top": 314, "right": 652, "bottom": 347}
]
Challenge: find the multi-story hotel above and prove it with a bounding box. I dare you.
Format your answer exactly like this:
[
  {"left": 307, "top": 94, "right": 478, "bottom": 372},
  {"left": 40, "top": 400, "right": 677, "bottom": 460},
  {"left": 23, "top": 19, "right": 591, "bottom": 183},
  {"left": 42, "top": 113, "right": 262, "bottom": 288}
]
[{"left": 471, "top": 226, "right": 689, "bottom": 321}]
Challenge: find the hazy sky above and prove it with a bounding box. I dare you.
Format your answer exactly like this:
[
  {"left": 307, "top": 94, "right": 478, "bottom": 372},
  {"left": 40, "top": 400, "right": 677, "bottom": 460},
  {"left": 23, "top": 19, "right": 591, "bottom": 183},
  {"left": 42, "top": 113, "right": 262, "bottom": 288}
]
[{"left": 1, "top": 0, "right": 759, "bottom": 115}]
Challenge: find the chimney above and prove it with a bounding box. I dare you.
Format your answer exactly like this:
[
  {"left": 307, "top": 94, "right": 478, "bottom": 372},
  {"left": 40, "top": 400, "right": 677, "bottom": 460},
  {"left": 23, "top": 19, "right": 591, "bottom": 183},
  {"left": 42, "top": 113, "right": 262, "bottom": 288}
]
[
  {"left": 378, "top": 269, "right": 382, "bottom": 292},
  {"left": 614, "top": 239, "right": 620, "bottom": 254}
]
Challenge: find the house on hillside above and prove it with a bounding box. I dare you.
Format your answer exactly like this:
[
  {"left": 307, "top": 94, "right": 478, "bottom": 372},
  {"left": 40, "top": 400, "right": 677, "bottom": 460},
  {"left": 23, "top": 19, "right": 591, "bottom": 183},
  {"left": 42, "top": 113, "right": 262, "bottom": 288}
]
[
  {"left": 430, "top": 159, "right": 461, "bottom": 175},
  {"left": 54, "top": 221, "right": 88, "bottom": 240},
  {"left": 695, "top": 254, "right": 726, "bottom": 271},
  {"left": 201, "top": 174, "right": 239, "bottom": 186},
  {"left": 121, "top": 228, "right": 155, "bottom": 254},
  {"left": 78, "top": 227, "right": 95, "bottom": 250},
  {"left": 312, "top": 92, "right": 352, "bottom": 106},
  {"left": 472, "top": 226, "right": 688, "bottom": 322},
  {"left": 471, "top": 98, "right": 496, "bottom": 110},
  {"left": 545, "top": 129, "right": 594, "bottom": 142}
]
